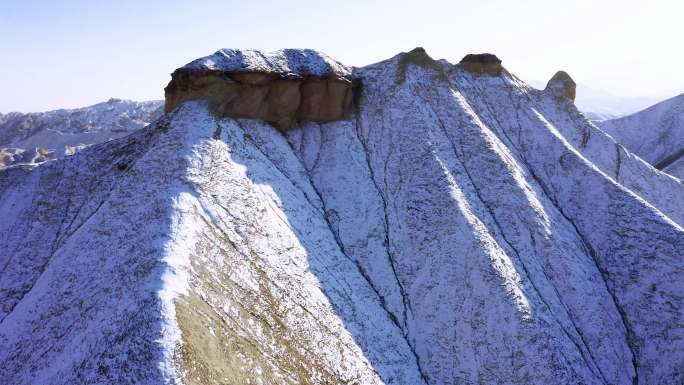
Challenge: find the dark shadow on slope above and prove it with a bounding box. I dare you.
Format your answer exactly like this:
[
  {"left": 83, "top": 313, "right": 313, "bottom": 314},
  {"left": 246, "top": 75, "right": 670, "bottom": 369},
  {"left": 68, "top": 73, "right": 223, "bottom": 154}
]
[
  {"left": 654, "top": 147, "right": 684, "bottom": 170},
  {"left": 199, "top": 116, "right": 430, "bottom": 385}
]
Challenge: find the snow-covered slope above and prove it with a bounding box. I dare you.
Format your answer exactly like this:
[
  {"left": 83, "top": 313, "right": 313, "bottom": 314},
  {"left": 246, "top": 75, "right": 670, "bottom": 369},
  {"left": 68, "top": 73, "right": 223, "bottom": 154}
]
[
  {"left": 1, "top": 48, "right": 683, "bottom": 385},
  {"left": 0, "top": 98, "right": 163, "bottom": 168},
  {"left": 597, "top": 94, "right": 684, "bottom": 179}
]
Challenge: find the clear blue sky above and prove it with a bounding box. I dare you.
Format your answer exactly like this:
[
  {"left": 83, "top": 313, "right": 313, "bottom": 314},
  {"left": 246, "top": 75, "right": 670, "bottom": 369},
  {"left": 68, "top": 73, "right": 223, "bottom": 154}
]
[{"left": 1, "top": 0, "right": 682, "bottom": 112}]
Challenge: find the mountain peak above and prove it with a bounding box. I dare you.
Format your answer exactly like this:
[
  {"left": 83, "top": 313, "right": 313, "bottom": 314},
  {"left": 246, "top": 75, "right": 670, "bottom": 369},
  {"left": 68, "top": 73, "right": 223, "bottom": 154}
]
[
  {"left": 164, "top": 48, "right": 356, "bottom": 128},
  {"left": 458, "top": 53, "right": 503, "bottom": 76},
  {"left": 545, "top": 70, "right": 576, "bottom": 101},
  {"left": 394, "top": 47, "right": 445, "bottom": 84}
]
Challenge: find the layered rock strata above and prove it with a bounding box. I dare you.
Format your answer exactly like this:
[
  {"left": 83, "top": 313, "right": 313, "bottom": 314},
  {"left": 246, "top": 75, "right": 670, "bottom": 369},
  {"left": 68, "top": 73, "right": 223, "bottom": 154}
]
[{"left": 164, "top": 49, "right": 357, "bottom": 128}]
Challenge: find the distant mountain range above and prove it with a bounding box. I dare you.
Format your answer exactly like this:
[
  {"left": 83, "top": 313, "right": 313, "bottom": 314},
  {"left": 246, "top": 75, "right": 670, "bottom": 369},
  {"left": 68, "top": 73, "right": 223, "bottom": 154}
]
[{"left": 0, "top": 98, "right": 163, "bottom": 168}]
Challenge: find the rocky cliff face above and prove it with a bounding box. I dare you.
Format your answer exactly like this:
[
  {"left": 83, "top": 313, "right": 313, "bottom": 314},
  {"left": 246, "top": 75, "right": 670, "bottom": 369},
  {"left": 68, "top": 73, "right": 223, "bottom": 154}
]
[
  {"left": 1, "top": 48, "right": 683, "bottom": 385},
  {"left": 457, "top": 53, "right": 503, "bottom": 76},
  {"left": 164, "top": 49, "right": 356, "bottom": 129}
]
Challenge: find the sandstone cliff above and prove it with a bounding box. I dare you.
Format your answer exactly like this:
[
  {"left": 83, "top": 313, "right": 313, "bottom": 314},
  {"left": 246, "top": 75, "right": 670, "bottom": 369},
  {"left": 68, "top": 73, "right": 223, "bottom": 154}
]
[
  {"left": 164, "top": 49, "right": 357, "bottom": 129},
  {"left": 458, "top": 53, "right": 503, "bottom": 76}
]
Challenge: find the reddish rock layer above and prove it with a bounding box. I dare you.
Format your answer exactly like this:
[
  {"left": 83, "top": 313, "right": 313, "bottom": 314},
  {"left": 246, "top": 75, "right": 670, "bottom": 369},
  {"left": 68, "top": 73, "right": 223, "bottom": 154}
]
[{"left": 164, "top": 70, "right": 356, "bottom": 129}]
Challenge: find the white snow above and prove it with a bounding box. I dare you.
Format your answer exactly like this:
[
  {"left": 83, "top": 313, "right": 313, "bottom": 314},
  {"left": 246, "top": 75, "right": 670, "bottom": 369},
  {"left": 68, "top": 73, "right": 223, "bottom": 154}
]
[
  {"left": 181, "top": 48, "right": 353, "bottom": 80},
  {"left": 0, "top": 98, "right": 163, "bottom": 168},
  {"left": 597, "top": 93, "right": 684, "bottom": 179},
  {"left": 1, "top": 49, "right": 683, "bottom": 385}
]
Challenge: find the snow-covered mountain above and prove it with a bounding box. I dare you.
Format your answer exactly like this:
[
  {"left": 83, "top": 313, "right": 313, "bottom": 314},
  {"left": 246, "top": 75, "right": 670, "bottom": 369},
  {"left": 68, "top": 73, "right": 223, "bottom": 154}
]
[
  {"left": 0, "top": 98, "right": 163, "bottom": 168},
  {"left": 597, "top": 94, "right": 684, "bottom": 179},
  {"left": 1, "top": 48, "right": 683, "bottom": 385}
]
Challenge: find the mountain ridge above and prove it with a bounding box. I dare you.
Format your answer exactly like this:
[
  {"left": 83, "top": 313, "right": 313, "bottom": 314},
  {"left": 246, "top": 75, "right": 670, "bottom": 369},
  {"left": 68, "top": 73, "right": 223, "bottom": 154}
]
[
  {"left": 597, "top": 93, "right": 684, "bottom": 179},
  {"left": 1, "top": 48, "right": 682, "bottom": 385}
]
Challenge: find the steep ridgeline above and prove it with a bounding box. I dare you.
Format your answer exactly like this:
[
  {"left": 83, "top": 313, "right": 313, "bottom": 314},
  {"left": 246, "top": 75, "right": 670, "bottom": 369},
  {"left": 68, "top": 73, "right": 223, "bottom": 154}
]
[
  {"left": 597, "top": 94, "right": 684, "bottom": 179},
  {"left": 0, "top": 48, "right": 682, "bottom": 385},
  {"left": 0, "top": 98, "right": 163, "bottom": 168}
]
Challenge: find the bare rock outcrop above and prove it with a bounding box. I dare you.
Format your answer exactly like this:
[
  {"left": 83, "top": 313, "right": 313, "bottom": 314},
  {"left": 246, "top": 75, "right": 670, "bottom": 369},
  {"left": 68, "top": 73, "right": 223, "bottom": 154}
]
[
  {"left": 458, "top": 53, "right": 503, "bottom": 76},
  {"left": 164, "top": 49, "right": 357, "bottom": 128},
  {"left": 545, "top": 70, "right": 576, "bottom": 101},
  {"left": 394, "top": 47, "right": 446, "bottom": 84}
]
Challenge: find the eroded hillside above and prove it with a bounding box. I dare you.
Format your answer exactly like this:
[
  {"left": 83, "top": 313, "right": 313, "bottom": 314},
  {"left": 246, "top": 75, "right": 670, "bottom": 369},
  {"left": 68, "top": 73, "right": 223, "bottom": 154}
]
[{"left": 1, "top": 48, "right": 682, "bottom": 385}]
